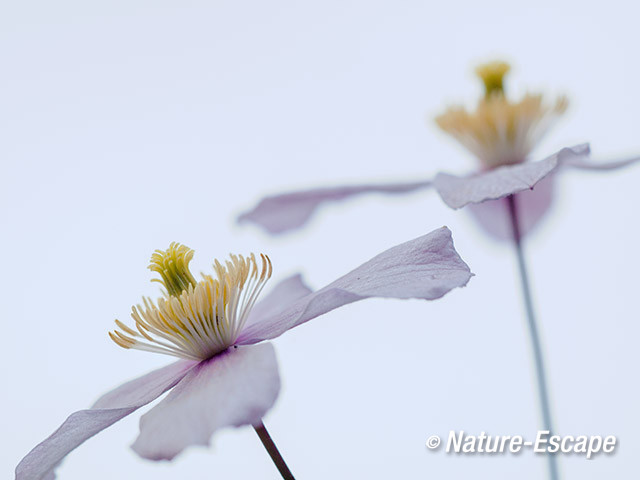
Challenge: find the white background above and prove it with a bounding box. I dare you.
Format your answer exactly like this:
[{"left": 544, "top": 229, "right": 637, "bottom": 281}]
[{"left": 2, "top": 1, "right": 639, "bottom": 479}]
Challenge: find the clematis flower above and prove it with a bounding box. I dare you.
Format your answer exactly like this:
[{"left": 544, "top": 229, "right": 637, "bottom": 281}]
[
  {"left": 16, "top": 227, "right": 472, "bottom": 480},
  {"left": 237, "top": 61, "right": 639, "bottom": 480},
  {"left": 238, "top": 62, "right": 638, "bottom": 240},
  {"left": 431, "top": 61, "right": 639, "bottom": 239}
]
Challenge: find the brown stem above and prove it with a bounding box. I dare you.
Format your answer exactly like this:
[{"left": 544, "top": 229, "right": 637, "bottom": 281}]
[{"left": 253, "top": 421, "right": 295, "bottom": 480}]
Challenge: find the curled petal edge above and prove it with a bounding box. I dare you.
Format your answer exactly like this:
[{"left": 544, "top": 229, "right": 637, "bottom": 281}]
[
  {"left": 434, "top": 144, "right": 590, "bottom": 209},
  {"left": 237, "top": 226, "right": 472, "bottom": 344}
]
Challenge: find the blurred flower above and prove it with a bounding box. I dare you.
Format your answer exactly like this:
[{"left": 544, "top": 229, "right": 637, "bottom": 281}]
[
  {"left": 436, "top": 61, "right": 568, "bottom": 170},
  {"left": 431, "top": 61, "right": 638, "bottom": 480},
  {"left": 16, "top": 228, "right": 472, "bottom": 480},
  {"left": 238, "top": 62, "right": 638, "bottom": 240},
  {"left": 236, "top": 61, "right": 639, "bottom": 480},
  {"left": 431, "top": 61, "right": 638, "bottom": 239}
]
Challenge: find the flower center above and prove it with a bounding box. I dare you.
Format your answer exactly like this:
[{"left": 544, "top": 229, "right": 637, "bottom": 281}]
[
  {"left": 148, "top": 242, "right": 198, "bottom": 297},
  {"left": 110, "top": 244, "right": 272, "bottom": 361},
  {"left": 435, "top": 61, "right": 568, "bottom": 169}
]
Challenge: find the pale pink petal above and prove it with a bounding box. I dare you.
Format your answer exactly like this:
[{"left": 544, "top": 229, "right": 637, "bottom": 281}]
[
  {"left": 467, "top": 175, "right": 555, "bottom": 241},
  {"left": 563, "top": 153, "right": 640, "bottom": 170},
  {"left": 243, "top": 274, "right": 312, "bottom": 332},
  {"left": 434, "top": 144, "right": 589, "bottom": 209},
  {"left": 237, "top": 226, "right": 472, "bottom": 345},
  {"left": 15, "top": 361, "right": 196, "bottom": 480},
  {"left": 132, "top": 343, "right": 280, "bottom": 461},
  {"left": 238, "top": 181, "right": 431, "bottom": 234}
]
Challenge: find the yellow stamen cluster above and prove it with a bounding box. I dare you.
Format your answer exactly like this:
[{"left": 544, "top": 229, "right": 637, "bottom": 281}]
[
  {"left": 110, "top": 244, "right": 272, "bottom": 361},
  {"left": 436, "top": 61, "right": 568, "bottom": 169}
]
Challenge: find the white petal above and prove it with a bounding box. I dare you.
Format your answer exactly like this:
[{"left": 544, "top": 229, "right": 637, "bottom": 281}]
[
  {"left": 131, "top": 343, "right": 280, "bottom": 461},
  {"left": 434, "top": 144, "right": 589, "bottom": 209},
  {"left": 238, "top": 181, "right": 431, "bottom": 234},
  {"left": 15, "top": 361, "right": 195, "bottom": 480},
  {"left": 466, "top": 175, "right": 555, "bottom": 241},
  {"left": 562, "top": 152, "right": 640, "bottom": 170},
  {"left": 236, "top": 226, "right": 472, "bottom": 344},
  {"left": 243, "top": 274, "right": 312, "bottom": 332}
]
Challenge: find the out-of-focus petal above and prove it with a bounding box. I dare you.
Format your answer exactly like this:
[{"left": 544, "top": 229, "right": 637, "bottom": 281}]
[
  {"left": 236, "top": 226, "right": 472, "bottom": 344},
  {"left": 467, "top": 175, "right": 555, "bottom": 241},
  {"left": 237, "top": 181, "right": 432, "bottom": 234},
  {"left": 562, "top": 153, "right": 640, "bottom": 170},
  {"left": 244, "top": 274, "right": 312, "bottom": 332},
  {"left": 15, "top": 361, "right": 196, "bottom": 480},
  {"left": 131, "top": 343, "right": 280, "bottom": 461},
  {"left": 434, "top": 144, "right": 589, "bottom": 209}
]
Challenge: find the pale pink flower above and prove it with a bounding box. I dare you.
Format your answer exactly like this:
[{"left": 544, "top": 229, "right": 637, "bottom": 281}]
[
  {"left": 238, "top": 62, "right": 638, "bottom": 240},
  {"left": 238, "top": 62, "right": 638, "bottom": 480},
  {"left": 16, "top": 227, "right": 471, "bottom": 480}
]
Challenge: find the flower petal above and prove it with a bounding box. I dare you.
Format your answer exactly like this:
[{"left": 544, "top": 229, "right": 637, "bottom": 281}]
[
  {"left": 244, "top": 274, "right": 312, "bottom": 331},
  {"left": 237, "top": 181, "right": 431, "bottom": 234},
  {"left": 131, "top": 343, "right": 280, "bottom": 461},
  {"left": 563, "top": 153, "right": 640, "bottom": 170},
  {"left": 434, "top": 144, "right": 589, "bottom": 209},
  {"left": 236, "top": 226, "right": 472, "bottom": 344},
  {"left": 466, "top": 174, "right": 555, "bottom": 241},
  {"left": 15, "top": 360, "right": 196, "bottom": 480}
]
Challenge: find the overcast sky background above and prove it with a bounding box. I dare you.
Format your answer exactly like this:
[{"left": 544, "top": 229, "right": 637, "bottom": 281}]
[{"left": 2, "top": 1, "right": 639, "bottom": 479}]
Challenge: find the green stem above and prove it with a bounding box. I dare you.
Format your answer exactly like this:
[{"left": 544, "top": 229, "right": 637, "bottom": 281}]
[{"left": 506, "top": 194, "right": 559, "bottom": 480}]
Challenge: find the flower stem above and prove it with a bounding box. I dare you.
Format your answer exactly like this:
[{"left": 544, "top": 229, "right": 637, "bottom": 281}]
[
  {"left": 253, "top": 421, "right": 295, "bottom": 480},
  {"left": 506, "top": 194, "right": 559, "bottom": 480}
]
